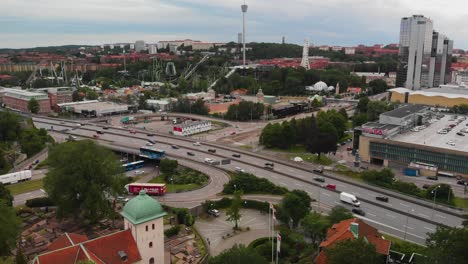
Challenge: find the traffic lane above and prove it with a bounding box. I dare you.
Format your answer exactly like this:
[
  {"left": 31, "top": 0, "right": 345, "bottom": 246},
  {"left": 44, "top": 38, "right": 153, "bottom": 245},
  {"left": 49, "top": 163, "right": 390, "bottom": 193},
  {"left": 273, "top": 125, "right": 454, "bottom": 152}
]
[
  {"left": 34, "top": 120, "right": 464, "bottom": 226},
  {"left": 404, "top": 175, "right": 467, "bottom": 197},
  {"left": 13, "top": 189, "right": 46, "bottom": 207}
]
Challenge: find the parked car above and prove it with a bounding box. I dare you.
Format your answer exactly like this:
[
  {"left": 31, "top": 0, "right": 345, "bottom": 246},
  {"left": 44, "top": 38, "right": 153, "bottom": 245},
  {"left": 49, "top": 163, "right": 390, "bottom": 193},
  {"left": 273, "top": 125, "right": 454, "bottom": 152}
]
[
  {"left": 376, "top": 196, "right": 389, "bottom": 202},
  {"left": 456, "top": 179, "right": 468, "bottom": 185},
  {"left": 314, "top": 177, "right": 325, "bottom": 182},
  {"left": 208, "top": 149, "right": 216, "bottom": 153},
  {"left": 193, "top": 142, "right": 201, "bottom": 146},
  {"left": 208, "top": 209, "right": 220, "bottom": 217},
  {"left": 171, "top": 145, "right": 179, "bottom": 149},
  {"left": 130, "top": 130, "right": 137, "bottom": 134},
  {"left": 235, "top": 167, "right": 245, "bottom": 173},
  {"left": 97, "top": 131, "right": 104, "bottom": 134},
  {"left": 134, "top": 170, "right": 145, "bottom": 175},
  {"left": 426, "top": 176, "right": 438, "bottom": 180},
  {"left": 103, "top": 127, "right": 109, "bottom": 130},
  {"left": 352, "top": 208, "right": 366, "bottom": 216},
  {"left": 187, "top": 152, "right": 195, "bottom": 156}
]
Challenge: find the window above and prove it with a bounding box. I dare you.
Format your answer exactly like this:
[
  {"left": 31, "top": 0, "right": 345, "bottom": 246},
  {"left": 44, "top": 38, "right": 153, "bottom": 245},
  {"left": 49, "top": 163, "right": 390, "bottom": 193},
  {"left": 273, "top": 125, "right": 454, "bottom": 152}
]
[
  {"left": 152, "top": 224, "right": 155, "bottom": 230},
  {"left": 149, "top": 242, "right": 153, "bottom": 248},
  {"left": 146, "top": 225, "right": 148, "bottom": 232},
  {"left": 149, "top": 257, "right": 155, "bottom": 264}
]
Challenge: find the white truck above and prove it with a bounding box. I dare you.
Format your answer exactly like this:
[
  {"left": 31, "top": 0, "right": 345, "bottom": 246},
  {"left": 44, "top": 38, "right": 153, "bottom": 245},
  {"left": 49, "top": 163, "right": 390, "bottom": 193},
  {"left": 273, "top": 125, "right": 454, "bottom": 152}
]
[
  {"left": 0, "top": 170, "right": 32, "bottom": 185},
  {"left": 340, "top": 192, "right": 360, "bottom": 207}
]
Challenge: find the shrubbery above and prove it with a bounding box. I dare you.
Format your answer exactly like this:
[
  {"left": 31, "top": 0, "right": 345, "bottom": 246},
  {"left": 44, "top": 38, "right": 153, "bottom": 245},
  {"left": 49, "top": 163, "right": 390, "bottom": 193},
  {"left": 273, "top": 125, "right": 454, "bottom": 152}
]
[
  {"left": 202, "top": 198, "right": 270, "bottom": 214},
  {"left": 164, "top": 225, "right": 181, "bottom": 237},
  {"left": 223, "top": 173, "right": 287, "bottom": 195},
  {"left": 25, "top": 197, "right": 55, "bottom": 208}
]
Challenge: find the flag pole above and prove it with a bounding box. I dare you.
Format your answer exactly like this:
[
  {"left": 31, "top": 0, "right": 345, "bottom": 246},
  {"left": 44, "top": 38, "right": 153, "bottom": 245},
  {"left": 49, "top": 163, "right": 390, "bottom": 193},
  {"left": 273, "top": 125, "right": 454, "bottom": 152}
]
[
  {"left": 268, "top": 205, "right": 271, "bottom": 241},
  {"left": 276, "top": 232, "right": 280, "bottom": 264}
]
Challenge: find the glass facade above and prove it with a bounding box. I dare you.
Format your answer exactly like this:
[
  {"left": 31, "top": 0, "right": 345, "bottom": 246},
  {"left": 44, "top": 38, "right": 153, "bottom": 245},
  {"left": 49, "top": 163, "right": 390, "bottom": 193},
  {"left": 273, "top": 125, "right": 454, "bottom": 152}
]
[{"left": 370, "top": 142, "right": 468, "bottom": 174}]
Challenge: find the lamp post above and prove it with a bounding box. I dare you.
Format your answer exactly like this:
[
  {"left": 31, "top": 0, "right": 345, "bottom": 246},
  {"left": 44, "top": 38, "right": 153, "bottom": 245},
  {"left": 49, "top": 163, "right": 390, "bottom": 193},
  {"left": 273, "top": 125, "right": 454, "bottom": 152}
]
[
  {"left": 431, "top": 185, "right": 441, "bottom": 220},
  {"left": 404, "top": 208, "right": 414, "bottom": 241}
]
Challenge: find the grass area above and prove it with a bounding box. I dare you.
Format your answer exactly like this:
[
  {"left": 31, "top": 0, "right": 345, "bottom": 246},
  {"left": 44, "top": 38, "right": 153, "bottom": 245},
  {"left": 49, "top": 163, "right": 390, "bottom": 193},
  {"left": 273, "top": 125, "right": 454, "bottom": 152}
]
[
  {"left": 192, "top": 226, "right": 207, "bottom": 258},
  {"left": 269, "top": 145, "right": 306, "bottom": 153},
  {"left": 35, "top": 158, "right": 49, "bottom": 169},
  {"left": 238, "top": 145, "right": 253, "bottom": 150},
  {"left": 381, "top": 233, "right": 426, "bottom": 255},
  {"left": 453, "top": 197, "right": 468, "bottom": 209},
  {"left": 6, "top": 179, "right": 44, "bottom": 195},
  {"left": 148, "top": 175, "right": 204, "bottom": 193},
  {"left": 334, "top": 164, "right": 363, "bottom": 180},
  {"left": 211, "top": 120, "right": 229, "bottom": 127},
  {"left": 288, "top": 153, "right": 333, "bottom": 166}
]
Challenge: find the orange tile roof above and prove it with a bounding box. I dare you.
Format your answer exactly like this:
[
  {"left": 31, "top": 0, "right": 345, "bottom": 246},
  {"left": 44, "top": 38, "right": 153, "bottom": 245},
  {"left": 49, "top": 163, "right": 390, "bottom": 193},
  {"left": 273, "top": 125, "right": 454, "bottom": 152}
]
[
  {"left": 34, "top": 229, "right": 141, "bottom": 264},
  {"left": 47, "top": 232, "right": 89, "bottom": 251},
  {"left": 315, "top": 218, "right": 391, "bottom": 263}
]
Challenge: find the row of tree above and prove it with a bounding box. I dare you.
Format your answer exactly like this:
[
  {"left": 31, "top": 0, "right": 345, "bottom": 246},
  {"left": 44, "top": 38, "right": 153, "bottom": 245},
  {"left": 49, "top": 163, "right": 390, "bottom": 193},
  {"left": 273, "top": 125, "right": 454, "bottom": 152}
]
[{"left": 352, "top": 96, "right": 397, "bottom": 127}]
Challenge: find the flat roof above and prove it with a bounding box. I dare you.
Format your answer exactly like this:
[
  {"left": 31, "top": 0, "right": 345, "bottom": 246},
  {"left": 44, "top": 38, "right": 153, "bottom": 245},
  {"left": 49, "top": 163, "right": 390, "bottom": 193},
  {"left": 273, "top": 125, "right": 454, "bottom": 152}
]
[
  {"left": 381, "top": 104, "right": 427, "bottom": 118},
  {"left": 71, "top": 101, "right": 129, "bottom": 112},
  {"left": 391, "top": 114, "right": 468, "bottom": 153},
  {"left": 390, "top": 87, "right": 468, "bottom": 99}
]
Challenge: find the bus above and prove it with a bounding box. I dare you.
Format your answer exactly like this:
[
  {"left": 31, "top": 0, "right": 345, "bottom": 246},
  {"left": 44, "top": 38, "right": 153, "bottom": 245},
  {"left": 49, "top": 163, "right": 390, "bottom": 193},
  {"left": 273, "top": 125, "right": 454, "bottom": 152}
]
[
  {"left": 139, "top": 147, "right": 166, "bottom": 160},
  {"left": 122, "top": 160, "right": 145, "bottom": 171}
]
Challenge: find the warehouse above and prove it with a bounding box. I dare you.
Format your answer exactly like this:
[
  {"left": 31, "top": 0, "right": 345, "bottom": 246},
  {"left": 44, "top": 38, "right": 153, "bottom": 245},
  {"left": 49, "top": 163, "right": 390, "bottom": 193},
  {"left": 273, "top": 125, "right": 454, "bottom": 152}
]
[
  {"left": 388, "top": 85, "right": 468, "bottom": 107},
  {"left": 58, "top": 100, "right": 132, "bottom": 117}
]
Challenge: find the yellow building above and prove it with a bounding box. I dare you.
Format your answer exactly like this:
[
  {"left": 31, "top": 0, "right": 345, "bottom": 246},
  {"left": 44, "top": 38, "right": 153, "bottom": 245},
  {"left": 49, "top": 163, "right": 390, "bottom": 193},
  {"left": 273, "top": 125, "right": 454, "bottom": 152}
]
[{"left": 389, "top": 86, "right": 468, "bottom": 107}]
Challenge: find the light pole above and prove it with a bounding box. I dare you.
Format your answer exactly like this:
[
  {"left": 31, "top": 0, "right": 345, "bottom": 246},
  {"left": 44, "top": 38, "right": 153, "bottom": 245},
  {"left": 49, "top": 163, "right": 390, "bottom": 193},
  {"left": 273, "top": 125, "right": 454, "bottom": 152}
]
[
  {"left": 318, "top": 185, "right": 321, "bottom": 213},
  {"left": 404, "top": 208, "right": 414, "bottom": 241},
  {"left": 241, "top": 1, "right": 248, "bottom": 66},
  {"left": 431, "top": 185, "right": 441, "bottom": 220}
]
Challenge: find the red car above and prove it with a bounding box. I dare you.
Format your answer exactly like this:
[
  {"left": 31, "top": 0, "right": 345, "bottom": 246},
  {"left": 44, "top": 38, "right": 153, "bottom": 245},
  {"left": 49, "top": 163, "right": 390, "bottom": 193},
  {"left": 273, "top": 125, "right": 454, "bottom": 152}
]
[
  {"left": 325, "top": 184, "right": 336, "bottom": 190},
  {"left": 130, "top": 130, "right": 137, "bottom": 134}
]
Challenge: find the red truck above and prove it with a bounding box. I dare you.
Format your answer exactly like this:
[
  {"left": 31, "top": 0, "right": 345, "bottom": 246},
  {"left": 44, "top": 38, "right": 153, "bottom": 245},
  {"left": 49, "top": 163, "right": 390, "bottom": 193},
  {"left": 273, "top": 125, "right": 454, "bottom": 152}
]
[{"left": 125, "top": 183, "right": 167, "bottom": 196}]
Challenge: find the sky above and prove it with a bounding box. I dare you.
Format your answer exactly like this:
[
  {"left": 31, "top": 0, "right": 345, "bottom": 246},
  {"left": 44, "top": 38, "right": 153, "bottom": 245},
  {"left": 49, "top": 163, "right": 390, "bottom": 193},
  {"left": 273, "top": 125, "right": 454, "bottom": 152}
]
[{"left": 1, "top": 0, "right": 467, "bottom": 49}]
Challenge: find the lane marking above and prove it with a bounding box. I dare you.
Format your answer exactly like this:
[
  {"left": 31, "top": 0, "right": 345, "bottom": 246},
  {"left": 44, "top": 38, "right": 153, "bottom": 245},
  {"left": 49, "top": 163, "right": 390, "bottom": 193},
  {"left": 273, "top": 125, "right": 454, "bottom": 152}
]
[
  {"left": 418, "top": 213, "right": 429, "bottom": 218},
  {"left": 322, "top": 193, "right": 331, "bottom": 197},
  {"left": 403, "top": 225, "right": 414, "bottom": 230},
  {"left": 356, "top": 216, "right": 426, "bottom": 240},
  {"left": 435, "top": 214, "right": 446, "bottom": 219},
  {"left": 424, "top": 226, "right": 435, "bottom": 232},
  {"left": 386, "top": 213, "right": 396, "bottom": 219},
  {"left": 294, "top": 183, "right": 301, "bottom": 187},
  {"left": 279, "top": 182, "right": 288, "bottom": 186},
  {"left": 400, "top": 202, "right": 410, "bottom": 207},
  {"left": 367, "top": 212, "right": 376, "bottom": 217}
]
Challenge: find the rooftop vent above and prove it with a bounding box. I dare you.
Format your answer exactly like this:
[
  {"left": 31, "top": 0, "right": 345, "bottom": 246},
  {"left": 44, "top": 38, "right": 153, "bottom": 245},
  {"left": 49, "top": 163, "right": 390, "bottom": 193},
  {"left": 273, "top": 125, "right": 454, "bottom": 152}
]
[{"left": 118, "top": 251, "right": 128, "bottom": 262}]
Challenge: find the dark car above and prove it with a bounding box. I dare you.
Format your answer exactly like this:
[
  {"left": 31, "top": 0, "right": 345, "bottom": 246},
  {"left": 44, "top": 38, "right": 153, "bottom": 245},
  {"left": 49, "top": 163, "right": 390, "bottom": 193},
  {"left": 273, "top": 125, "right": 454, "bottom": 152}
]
[
  {"left": 457, "top": 180, "right": 468, "bottom": 185},
  {"left": 456, "top": 132, "right": 465, "bottom": 136},
  {"left": 171, "top": 145, "right": 179, "bottom": 149},
  {"left": 352, "top": 208, "right": 365, "bottom": 216},
  {"left": 103, "top": 127, "right": 109, "bottom": 130},
  {"left": 340, "top": 142, "right": 346, "bottom": 146},
  {"left": 426, "top": 176, "right": 438, "bottom": 180},
  {"left": 148, "top": 139, "right": 156, "bottom": 144},
  {"left": 313, "top": 168, "right": 323, "bottom": 174},
  {"left": 147, "top": 133, "right": 155, "bottom": 137},
  {"left": 232, "top": 154, "right": 241, "bottom": 158},
  {"left": 97, "top": 131, "right": 104, "bottom": 134},
  {"left": 208, "top": 149, "right": 216, "bottom": 153},
  {"left": 376, "top": 196, "right": 389, "bottom": 202},
  {"left": 187, "top": 152, "right": 195, "bottom": 156},
  {"left": 314, "top": 177, "right": 325, "bottom": 182},
  {"left": 265, "top": 162, "right": 274, "bottom": 167}
]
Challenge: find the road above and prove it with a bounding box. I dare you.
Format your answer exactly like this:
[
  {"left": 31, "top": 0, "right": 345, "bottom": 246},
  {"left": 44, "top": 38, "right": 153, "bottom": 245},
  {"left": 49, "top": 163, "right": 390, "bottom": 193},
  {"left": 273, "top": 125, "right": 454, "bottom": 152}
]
[{"left": 32, "top": 116, "right": 466, "bottom": 244}]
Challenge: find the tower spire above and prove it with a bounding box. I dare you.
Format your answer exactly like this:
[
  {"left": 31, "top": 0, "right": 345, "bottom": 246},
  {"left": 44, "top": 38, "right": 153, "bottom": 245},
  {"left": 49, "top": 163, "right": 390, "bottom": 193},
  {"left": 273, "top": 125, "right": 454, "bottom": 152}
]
[{"left": 301, "top": 39, "right": 310, "bottom": 70}]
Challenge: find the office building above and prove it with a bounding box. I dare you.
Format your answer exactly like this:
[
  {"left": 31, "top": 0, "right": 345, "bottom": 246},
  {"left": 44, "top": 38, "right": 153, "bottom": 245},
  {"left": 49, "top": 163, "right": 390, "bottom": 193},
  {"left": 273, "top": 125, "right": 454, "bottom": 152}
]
[
  {"left": 396, "top": 15, "right": 433, "bottom": 90},
  {"left": 3, "top": 89, "right": 51, "bottom": 113},
  {"left": 429, "top": 32, "right": 453, "bottom": 87},
  {"left": 148, "top": 44, "right": 158, "bottom": 54}
]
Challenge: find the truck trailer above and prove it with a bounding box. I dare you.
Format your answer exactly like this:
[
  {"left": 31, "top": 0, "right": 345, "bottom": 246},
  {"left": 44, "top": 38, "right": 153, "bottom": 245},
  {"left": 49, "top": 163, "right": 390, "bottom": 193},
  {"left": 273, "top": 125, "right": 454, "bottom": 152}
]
[
  {"left": 125, "top": 183, "right": 167, "bottom": 196},
  {"left": 0, "top": 170, "right": 32, "bottom": 185},
  {"left": 340, "top": 192, "right": 360, "bottom": 207}
]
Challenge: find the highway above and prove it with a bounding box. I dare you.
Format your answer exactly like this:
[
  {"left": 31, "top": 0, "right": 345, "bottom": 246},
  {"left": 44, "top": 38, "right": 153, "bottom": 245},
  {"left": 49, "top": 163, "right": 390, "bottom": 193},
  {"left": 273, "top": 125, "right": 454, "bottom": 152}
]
[{"left": 33, "top": 116, "right": 466, "bottom": 244}]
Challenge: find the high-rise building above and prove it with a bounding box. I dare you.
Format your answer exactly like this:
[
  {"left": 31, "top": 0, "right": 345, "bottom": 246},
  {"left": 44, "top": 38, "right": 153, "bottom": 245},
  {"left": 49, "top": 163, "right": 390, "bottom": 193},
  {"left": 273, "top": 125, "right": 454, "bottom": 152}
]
[
  {"left": 396, "top": 15, "right": 433, "bottom": 90},
  {"left": 135, "top": 40, "right": 146, "bottom": 52},
  {"left": 428, "top": 32, "right": 453, "bottom": 87}
]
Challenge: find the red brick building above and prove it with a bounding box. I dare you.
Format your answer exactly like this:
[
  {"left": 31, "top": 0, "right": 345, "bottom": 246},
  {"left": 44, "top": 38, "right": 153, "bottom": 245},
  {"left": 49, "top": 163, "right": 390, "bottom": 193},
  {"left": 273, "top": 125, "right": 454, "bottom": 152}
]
[
  {"left": 315, "top": 218, "right": 391, "bottom": 264},
  {"left": 3, "top": 89, "right": 51, "bottom": 113}
]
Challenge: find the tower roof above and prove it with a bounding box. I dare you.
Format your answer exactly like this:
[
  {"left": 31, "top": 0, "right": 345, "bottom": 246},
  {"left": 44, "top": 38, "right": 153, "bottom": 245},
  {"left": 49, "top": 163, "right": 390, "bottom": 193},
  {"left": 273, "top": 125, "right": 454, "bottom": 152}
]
[{"left": 120, "top": 190, "right": 166, "bottom": 225}]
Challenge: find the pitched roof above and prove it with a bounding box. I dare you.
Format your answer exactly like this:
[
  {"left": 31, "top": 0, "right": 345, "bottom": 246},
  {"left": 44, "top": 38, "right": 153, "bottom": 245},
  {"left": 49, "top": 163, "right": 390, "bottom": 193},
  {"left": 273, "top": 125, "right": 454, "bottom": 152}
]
[
  {"left": 47, "top": 233, "right": 89, "bottom": 251},
  {"left": 34, "top": 229, "right": 141, "bottom": 264},
  {"left": 315, "top": 218, "right": 391, "bottom": 264}
]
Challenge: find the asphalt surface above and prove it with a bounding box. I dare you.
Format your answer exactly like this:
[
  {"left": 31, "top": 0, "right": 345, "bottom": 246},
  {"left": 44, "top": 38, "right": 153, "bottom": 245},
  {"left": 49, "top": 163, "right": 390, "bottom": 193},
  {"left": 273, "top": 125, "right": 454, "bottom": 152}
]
[{"left": 32, "top": 117, "right": 466, "bottom": 244}]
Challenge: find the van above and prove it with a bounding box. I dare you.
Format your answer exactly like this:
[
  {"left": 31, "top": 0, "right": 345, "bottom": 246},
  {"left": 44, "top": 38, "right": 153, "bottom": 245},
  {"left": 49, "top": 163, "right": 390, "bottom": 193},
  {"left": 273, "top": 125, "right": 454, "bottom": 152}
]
[{"left": 340, "top": 192, "right": 360, "bottom": 207}]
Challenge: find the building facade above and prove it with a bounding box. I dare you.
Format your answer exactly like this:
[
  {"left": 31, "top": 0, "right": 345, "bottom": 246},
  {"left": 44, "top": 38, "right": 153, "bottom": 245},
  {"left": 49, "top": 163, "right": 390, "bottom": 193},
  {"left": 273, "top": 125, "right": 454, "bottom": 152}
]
[
  {"left": 173, "top": 121, "right": 212, "bottom": 136},
  {"left": 3, "top": 89, "right": 51, "bottom": 113},
  {"left": 428, "top": 32, "right": 453, "bottom": 87}
]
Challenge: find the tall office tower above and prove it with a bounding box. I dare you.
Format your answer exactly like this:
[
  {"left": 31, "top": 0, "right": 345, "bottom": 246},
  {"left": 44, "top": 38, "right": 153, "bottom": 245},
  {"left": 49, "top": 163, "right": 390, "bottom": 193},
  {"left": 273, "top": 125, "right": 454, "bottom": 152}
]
[
  {"left": 282, "top": 36, "right": 285, "bottom": 44},
  {"left": 396, "top": 15, "right": 433, "bottom": 90},
  {"left": 442, "top": 38, "right": 453, "bottom": 84},
  {"left": 428, "top": 32, "right": 453, "bottom": 87},
  {"left": 135, "top": 40, "right": 146, "bottom": 52}
]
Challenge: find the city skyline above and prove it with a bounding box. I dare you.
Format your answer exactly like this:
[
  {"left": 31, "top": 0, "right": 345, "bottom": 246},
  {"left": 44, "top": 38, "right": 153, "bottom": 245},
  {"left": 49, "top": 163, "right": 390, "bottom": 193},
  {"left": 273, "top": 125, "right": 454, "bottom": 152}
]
[{"left": 1, "top": 0, "right": 468, "bottom": 49}]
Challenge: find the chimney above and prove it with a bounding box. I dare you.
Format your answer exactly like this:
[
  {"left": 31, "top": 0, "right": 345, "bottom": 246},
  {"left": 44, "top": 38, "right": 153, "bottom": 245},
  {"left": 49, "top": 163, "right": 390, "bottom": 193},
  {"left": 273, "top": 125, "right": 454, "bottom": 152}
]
[
  {"left": 350, "top": 222, "right": 359, "bottom": 238},
  {"left": 118, "top": 251, "right": 128, "bottom": 262}
]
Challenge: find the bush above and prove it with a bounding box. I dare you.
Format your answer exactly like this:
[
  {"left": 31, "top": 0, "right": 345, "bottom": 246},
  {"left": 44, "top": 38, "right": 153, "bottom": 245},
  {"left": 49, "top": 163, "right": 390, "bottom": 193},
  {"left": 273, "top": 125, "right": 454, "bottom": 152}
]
[
  {"left": 223, "top": 173, "right": 288, "bottom": 195},
  {"left": 172, "top": 169, "right": 209, "bottom": 185},
  {"left": 26, "top": 197, "right": 55, "bottom": 208},
  {"left": 164, "top": 225, "right": 181, "bottom": 237},
  {"left": 171, "top": 208, "right": 195, "bottom": 226},
  {"left": 242, "top": 200, "right": 270, "bottom": 213}
]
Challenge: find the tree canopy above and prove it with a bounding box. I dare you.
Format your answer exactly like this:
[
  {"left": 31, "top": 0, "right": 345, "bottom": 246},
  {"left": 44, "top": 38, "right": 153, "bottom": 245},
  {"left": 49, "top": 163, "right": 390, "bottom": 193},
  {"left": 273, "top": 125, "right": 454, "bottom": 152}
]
[
  {"left": 325, "top": 237, "right": 380, "bottom": 264},
  {"left": 0, "top": 201, "right": 21, "bottom": 256},
  {"left": 425, "top": 226, "right": 468, "bottom": 264},
  {"left": 280, "top": 190, "right": 312, "bottom": 227},
  {"left": 209, "top": 244, "right": 268, "bottom": 264},
  {"left": 44, "top": 140, "right": 126, "bottom": 224},
  {"left": 302, "top": 212, "right": 330, "bottom": 245},
  {"left": 226, "top": 190, "right": 243, "bottom": 230},
  {"left": 0, "top": 184, "right": 13, "bottom": 207},
  {"left": 27, "top": 98, "right": 40, "bottom": 114},
  {"left": 328, "top": 206, "right": 353, "bottom": 224}
]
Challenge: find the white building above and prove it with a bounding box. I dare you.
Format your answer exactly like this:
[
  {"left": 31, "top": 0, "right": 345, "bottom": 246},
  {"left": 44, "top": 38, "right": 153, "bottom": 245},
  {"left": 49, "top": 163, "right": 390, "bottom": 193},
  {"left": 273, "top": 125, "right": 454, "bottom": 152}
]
[
  {"left": 135, "top": 40, "right": 146, "bottom": 52},
  {"left": 305, "top": 81, "right": 335, "bottom": 93},
  {"left": 344, "top": 47, "right": 356, "bottom": 55},
  {"left": 146, "top": 99, "right": 172, "bottom": 111},
  {"left": 173, "top": 121, "right": 212, "bottom": 136},
  {"left": 148, "top": 44, "right": 158, "bottom": 54}
]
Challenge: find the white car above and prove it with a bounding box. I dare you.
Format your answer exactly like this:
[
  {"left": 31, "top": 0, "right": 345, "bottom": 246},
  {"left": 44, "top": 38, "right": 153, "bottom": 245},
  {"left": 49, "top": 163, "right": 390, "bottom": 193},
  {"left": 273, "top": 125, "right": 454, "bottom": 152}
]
[
  {"left": 193, "top": 142, "right": 201, "bottom": 146},
  {"left": 116, "top": 196, "right": 129, "bottom": 203},
  {"left": 446, "top": 141, "right": 456, "bottom": 146},
  {"left": 235, "top": 167, "right": 245, "bottom": 173},
  {"left": 146, "top": 143, "right": 154, "bottom": 146},
  {"left": 134, "top": 170, "right": 145, "bottom": 175}
]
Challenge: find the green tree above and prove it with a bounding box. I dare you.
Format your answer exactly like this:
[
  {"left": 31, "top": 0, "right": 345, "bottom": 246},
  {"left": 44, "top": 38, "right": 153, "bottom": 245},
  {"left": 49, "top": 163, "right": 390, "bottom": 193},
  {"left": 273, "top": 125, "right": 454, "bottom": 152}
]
[
  {"left": 15, "top": 247, "right": 27, "bottom": 264},
  {"left": 368, "top": 79, "right": 388, "bottom": 95},
  {"left": 361, "top": 168, "right": 395, "bottom": 188},
  {"left": 302, "top": 212, "right": 330, "bottom": 245},
  {"left": 0, "top": 201, "right": 21, "bottom": 256},
  {"left": 425, "top": 226, "right": 468, "bottom": 264},
  {"left": 226, "top": 190, "right": 242, "bottom": 230},
  {"left": 0, "top": 112, "right": 21, "bottom": 142},
  {"left": 209, "top": 244, "right": 268, "bottom": 264},
  {"left": 338, "top": 108, "right": 349, "bottom": 120},
  {"left": 357, "top": 97, "right": 370, "bottom": 113},
  {"left": 138, "top": 95, "right": 147, "bottom": 110},
  {"left": 0, "top": 184, "right": 13, "bottom": 207},
  {"left": 159, "top": 159, "right": 178, "bottom": 176},
  {"left": 367, "top": 100, "right": 390, "bottom": 121},
  {"left": 426, "top": 184, "right": 455, "bottom": 204},
  {"left": 27, "top": 98, "right": 40, "bottom": 114},
  {"left": 19, "top": 129, "right": 47, "bottom": 157},
  {"left": 280, "top": 190, "right": 311, "bottom": 227},
  {"left": 352, "top": 113, "right": 368, "bottom": 127},
  {"left": 44, "top": 140, "right": 125, "bottom": 224},
  {"left": 328, "top": 206, "right": 353, "bottom": 224},
  {"left": 325, "top": 237, "right": 380, "bottom": 264}
]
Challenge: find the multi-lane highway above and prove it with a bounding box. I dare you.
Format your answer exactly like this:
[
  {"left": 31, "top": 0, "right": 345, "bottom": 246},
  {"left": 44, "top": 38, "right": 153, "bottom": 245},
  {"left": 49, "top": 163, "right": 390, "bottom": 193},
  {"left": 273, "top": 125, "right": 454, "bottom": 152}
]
[{"left": 33, "top": 116, "right": 466, "bottom": 244}]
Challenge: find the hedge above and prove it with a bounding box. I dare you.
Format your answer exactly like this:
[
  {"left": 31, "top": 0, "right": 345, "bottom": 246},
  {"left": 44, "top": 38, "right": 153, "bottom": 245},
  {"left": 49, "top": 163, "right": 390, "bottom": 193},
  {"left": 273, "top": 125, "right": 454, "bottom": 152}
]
[
  {"left": 164, "top": 225, "right": 181, "bottom": 237},
  {"left": 26, "top": 197, "right": 55, "bottom": 208},
  {"left": 223, "top": 172, "right": 288, "bottom": 195}
]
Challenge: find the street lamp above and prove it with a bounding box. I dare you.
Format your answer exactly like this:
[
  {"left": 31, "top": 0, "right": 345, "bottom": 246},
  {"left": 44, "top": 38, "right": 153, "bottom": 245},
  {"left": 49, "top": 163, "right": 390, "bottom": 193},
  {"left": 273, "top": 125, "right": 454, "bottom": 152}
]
[
  {"left": 404, "top": 208, "right": 414, "bottom": 241},
  {"left": 431, "top": 185, "right": 441, "bottom": 220}
]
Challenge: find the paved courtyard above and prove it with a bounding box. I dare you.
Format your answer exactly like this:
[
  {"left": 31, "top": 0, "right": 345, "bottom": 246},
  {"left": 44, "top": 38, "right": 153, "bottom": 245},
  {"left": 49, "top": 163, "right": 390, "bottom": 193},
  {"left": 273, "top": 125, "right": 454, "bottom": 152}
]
[{"left": 195, "top": 209, "right": 270, "bottom": 256}]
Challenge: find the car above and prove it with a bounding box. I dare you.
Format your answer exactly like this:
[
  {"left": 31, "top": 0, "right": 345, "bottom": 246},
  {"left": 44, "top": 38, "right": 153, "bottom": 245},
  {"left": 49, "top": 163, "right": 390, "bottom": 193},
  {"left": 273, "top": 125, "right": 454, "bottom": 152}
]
[
  {"left": 28, "top": 164, "right": 33, "bottom": 169},
  {"left": 103, "top": 127, "right": 109, "bottom": 130},
  {"left": 426, "top": 176, "right": 438, "bottom": 180},
  {"left": 123, "top": 125, "right": 128, "bottom": 128},
  {"left": 187, "top": 152, "right": 195, "bottom": 156},
  {"left": 264, "top": 164, "right": 274, "bottom": 170},
  {"left": 346, "top": 147, "right": 353, "bottom": 151},
  {"left": 376, "top": 196, "right": 389, "bottom": 202},
  {"left": 232, "top": 154, "right": 241, "bottom": 158},
  {"left": 193, "top": 142, "right": 201, "bottom": 146},
  {"left": 360, "top": 166, "right": 368, "bottom": 170},
  {"left": 314, "top": 177, "right": 325, "bottom": 182},
  {"left": 60, "top": 121, "right": 65, "bottom": 124},
  {"left": 313, "top": 168, "right": 323, "bottom": 174},
  {"left": 148, "top": 140, "right": 156, "bottom": 144},
  {"left": 204, "top": 158, "right": 214, "bottom": 164},
  {"left": 147, "top": 133, "right": 155, "bottom": 136},
  {"left": 208, "top": 209, "right": 220, "bottom": 217},
  {"left": 235, "top": 167, "right": 245, "bottom": 173},
  {"left": 325, "top": 184, "right": 336, "bottom": 190},
  {"left": 146, "top": 143, "right": 154, "bottom": 146},
  {"left": 422, "top": 184, "right": 431, "bottom": 189},
  {"left": 33, "top": 159, "right": 40, "bottom": 165},
  {"left": 70, "top": 136, "right": 77, "bottom": 140},
  {"left": 116, "top": 196, "right": 129, "bottom": 203},
  {"left": 457, "top": 132, "right": 465, "bottom": 136},
  {"left": 171, "top": 145, "right": 179, "bottom": 149},
  {"left": 352, "top": 208, "right": 366, "bottom": 216},
  {"left": 93, "top": 135, "right": 100, "bottom": 139},
  {"left": 340, "top": 142, "right": 346, "bottom": 146},
  {"left": 230, "top": 131, "right": 236, "bottom": 135},
  {"left": 208, "top": 149, "right": 216, "bottom": 153},
  {"left": 265, "top": 162, "right": 274, "bottom": 167},
  {"left": 134, "top": 170, "right": 145, "bottom": 175},
  {"left": 130, "top": 130, "right": 137, "bottom": 134},
  {"left": 97, "top": 131, "right": 104, "bottom": 134}
]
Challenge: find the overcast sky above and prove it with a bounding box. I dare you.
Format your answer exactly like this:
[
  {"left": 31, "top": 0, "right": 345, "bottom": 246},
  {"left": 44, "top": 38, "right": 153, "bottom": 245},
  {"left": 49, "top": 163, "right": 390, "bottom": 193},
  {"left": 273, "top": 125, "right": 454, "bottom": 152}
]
[{"left": 1, "top": 0, "right": 467, "bottom": 49}]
